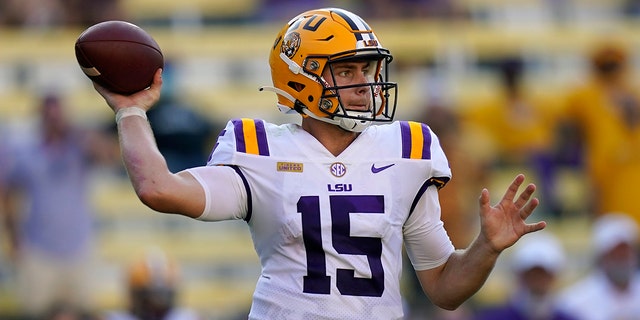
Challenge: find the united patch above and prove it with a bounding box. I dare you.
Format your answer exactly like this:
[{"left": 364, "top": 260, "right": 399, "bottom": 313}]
[{"left": 277, "top": 162, "right": 303, "bottom": 173}]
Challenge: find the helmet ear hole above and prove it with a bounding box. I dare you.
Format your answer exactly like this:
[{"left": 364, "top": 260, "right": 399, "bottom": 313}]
[{"left": 288, "top": 81, "right": 305, "bottom": 92}]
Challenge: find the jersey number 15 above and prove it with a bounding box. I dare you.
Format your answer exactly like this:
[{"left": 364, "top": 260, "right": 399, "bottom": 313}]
[{"left": 297, "top": 195, "right": 385, "bottom": 297}]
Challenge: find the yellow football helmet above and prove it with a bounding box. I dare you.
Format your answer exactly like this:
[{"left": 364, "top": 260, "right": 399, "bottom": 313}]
[
  {"left": 261, "top": 8, "right": 397, "bottom": 132},
  {"left": 128, "top": 251, "right": 178, "bottom": 290},
  {"left": 127, "top": 249, "right": 179, "bottom": 317}
]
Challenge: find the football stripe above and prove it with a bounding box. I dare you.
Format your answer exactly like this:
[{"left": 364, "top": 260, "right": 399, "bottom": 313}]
[
  {"left": 232, "top": 118, "right": 270, "bottom": 156},
  {"left": 242, "top": 118, "right": 260, "bottom": 155},
  {"left": 408, "top": 122, "right": 424, "bottom": 159},
  {"left": 81, "top": 66, "right": 101, "bottom": 76},
  {"left": 332, "top": 8, "right": 372, "bottom": 41},
  {"left": 400, "top": 121, "right": 432, "bottom": 160},
  {"left": 254, "top": 120, "right": 270, "bottom": 156}
]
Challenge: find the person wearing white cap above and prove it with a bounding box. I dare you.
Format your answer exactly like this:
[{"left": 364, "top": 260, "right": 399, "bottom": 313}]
[
  {"left": 474, "top": 231, "right": 577, "bottom": 320},
  {"left": 557, "top": 213, "right": 640, "bottom": 320}
]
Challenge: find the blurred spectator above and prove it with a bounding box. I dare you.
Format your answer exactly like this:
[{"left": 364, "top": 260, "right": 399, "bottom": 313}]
[
  {"left": 45, "top": 304, "right": 97, "bottom": 320},
  {"left": 420, "top": 103, "right": 488, "bottom": 248},
  {"left": 557, "top": 213, "right": 640, "bottom": 319},
  {"left": 253, "top": 0, "right": 329, "bottom": 22},
  {"left": 0, "top": 125, "right": 10, "bottom": 289},
  {"left": 146, "top": 99, "right": 219, "bottom": 173},
  {"left": 104, "top": 249, "right": 201, "bottom": 320},
  {"left": 474, "top": 231, "right": 576, "bottom": 320},
  {"left": 363, "top": 0, "right": 467, "bottom": 20},
  {"left": 255, "top": 0, "right": 467, "bottom": 22},
  {"left": 0, "top": 0, "right": 66, "bottom": 27},
  {"left": 0, "top": 0, "right": 125, "bottom": 28},
  {"left": 65, "top": 0, "right": 127, "bottom": 27},
  {"left": 0, "top": 93, "right": 119, "bottom": 318},
  {"left": 402, "top": 103, "right": 489, "bottom": 319},
  {"left": 622, "top": 0, "right": 640, "bottom": 17},
  {"left": 146, "top": 61, "right": 222, "bottom": 173},
  {"left": 559, "top": 42, "right": 640, "bottom": 225},
  {"left": 462, "top": 56, "right": 564, "bottom": 217}
]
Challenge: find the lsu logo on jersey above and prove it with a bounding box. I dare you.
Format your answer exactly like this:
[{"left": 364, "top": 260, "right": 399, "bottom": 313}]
[
  {"left": 400, "top": 121, "right": 432, "bottom": 160},
  {"left": 327, "top": 183, "right": 352, "bottom": 192},
  {"left": 231, "top": 118, "right": 270, "bottom": 156}
]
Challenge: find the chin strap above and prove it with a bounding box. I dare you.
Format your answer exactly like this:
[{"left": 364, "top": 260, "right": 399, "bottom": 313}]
[
  {"left": 259, "top": 86, "right": 372, "bottom": 132},
  {"left": 300, "top": 108, "right": 372, "bottom": 133}
]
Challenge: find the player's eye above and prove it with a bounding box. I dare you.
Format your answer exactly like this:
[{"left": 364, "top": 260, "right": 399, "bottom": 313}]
[{"left": 337, "top": 70, "right": 352, "bottom": 78}]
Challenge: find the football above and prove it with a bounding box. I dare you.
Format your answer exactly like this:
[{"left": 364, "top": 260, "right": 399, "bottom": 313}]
[{"left": 75, "top": 20, "right": 164, "bottom": 94}]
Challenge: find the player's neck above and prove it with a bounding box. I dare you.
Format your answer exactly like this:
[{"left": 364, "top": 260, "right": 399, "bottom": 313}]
[{"left": 301, "top": 117, "right": 359, "bottom": 157}]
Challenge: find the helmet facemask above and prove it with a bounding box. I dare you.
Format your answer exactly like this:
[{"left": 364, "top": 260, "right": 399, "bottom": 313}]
[{"left": 314, "top": 53, "right": 397, "bottom": 132}]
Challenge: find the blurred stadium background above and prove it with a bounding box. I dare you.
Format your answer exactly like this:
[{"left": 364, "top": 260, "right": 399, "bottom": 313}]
[{"left": 1, "top": 0, "right": 639, "bottom": 318}]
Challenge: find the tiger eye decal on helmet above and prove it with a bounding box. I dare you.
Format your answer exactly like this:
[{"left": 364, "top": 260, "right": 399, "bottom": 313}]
[
  {"left": 262, "top": 8, "right": 398, "bottom": 132},
  {"left": 281, "top": 32, "right": 301, "bottom": 58}
]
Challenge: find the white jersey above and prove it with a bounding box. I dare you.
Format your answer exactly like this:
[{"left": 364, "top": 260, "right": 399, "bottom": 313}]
[{"left": 199, "top": 118, "right": 454, "bottom": 320}]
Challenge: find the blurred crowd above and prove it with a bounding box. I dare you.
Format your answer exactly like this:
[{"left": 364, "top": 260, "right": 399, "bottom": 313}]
[
  {"left": 4, "top": 0, "right": 640, "bottom": 28},
  {"left": 403, "top": 38, "right": 640, "bottom": 320},
  {"left": 1, "top": 0, "right": 640, "bottom": 319}
]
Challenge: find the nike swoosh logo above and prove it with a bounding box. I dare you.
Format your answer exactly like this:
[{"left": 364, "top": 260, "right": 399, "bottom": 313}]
[{"left": 371, "top": 163, "right": 395, "bottom": 173}]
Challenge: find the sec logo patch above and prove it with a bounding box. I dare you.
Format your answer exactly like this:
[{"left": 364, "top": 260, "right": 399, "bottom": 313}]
[{"left": 330, "top": 162, "right": 346, "bottom": 177}]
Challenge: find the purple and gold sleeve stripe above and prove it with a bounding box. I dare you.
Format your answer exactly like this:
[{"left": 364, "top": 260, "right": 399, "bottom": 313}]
[
  {"left": 400, "top": 121, "right": 432, "bottom": 160},
  {"left": 232, "top": 118, "right": 270, "bottom": 156}
]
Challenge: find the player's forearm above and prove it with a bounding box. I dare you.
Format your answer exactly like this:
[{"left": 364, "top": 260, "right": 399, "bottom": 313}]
[
  {"left": 116, "top": 116, "right": 172, "bottom": 205},
  {"left": 427, "top": 236, "right": 500, "bottom": 310}
]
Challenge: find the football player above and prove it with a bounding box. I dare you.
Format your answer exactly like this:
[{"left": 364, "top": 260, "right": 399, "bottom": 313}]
[
  {"left": 104, "top": 249, "right": 201, "bottom": 320},
  {"left": 92, "top": 7, "right": 546, "bottom": 320}
]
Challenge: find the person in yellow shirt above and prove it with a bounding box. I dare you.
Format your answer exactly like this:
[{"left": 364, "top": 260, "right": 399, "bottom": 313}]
[
  {"left": 463, "top": 57, "right": 563, "bottom": 217},
  {"left": 562, "top": 42, "right": 640, "bottom": 224}
]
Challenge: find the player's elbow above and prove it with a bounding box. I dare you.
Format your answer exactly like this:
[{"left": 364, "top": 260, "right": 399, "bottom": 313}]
[
  {"left": 432, "top": 299, "right": 463, "bottom": 311},
  {"left": 136, "top": 186, "right": 163, "bottom": 210},
  {"left": 135, "top": 182, "right": 173, "bottom": 213},
  {"left": 422, "top": 287, "right": 466, "bottom": 311}
]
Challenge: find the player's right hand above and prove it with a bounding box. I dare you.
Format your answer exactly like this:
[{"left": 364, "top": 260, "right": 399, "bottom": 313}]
[{"left": 93, "top": 68, "right": 163, "bottom": 114}]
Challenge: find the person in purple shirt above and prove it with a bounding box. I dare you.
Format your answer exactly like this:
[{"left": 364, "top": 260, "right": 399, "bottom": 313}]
[
  {"left": 474, "top": 231, "right": 577, "bottom": 320},
  {"left": 0, "top": 93, "right": 118, "bottom": 318}
]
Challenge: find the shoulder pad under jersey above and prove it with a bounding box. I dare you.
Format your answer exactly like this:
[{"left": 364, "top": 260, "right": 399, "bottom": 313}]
[
  {"left": 395, "top": 120, "right": 451, "bottom": 188},
  {"left": 207, "top": 118, "right": 270, "bottom": 165}
]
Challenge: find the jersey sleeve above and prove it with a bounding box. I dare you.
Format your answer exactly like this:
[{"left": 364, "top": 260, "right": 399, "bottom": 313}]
[
  {"left": 190, "top": 118, "right": 271, "bottom": 221},
  {"left": 403, "top": 186, "right": 455, "bottom": 270},
  {"left": 397, "top": 121, "right": 454, "bottom": 270},
  {"left": 186, "top": 165, "right": 248, "bottom": 221},
  {"left": 427, "top": 127, "right": 452, "bottom": 185}
]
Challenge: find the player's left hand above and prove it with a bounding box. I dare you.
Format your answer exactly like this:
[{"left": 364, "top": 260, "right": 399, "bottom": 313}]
[{"left": 477, "top": 174, "right": 546, "bottom": 253}]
